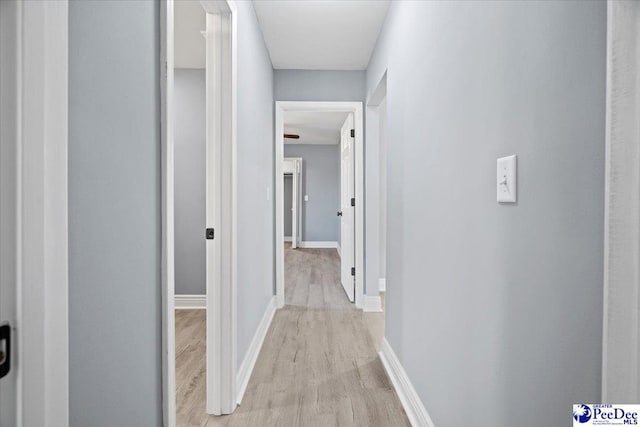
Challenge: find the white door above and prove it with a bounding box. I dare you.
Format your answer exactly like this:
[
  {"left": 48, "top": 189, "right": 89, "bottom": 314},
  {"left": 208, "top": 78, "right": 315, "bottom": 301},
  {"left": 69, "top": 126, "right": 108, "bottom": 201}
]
[
  {"left": 340, "top": 114, "right": 355, "bottom": 302},
  {"left": 204, "top": 11, "right": 234, "bottom": 415},
  {"left": 291, "top": 170, "right": 298, "bottom": 249},
  {"left": 293, "top": 159, "right": 302, "bottom": 249},
  {"left": 0, "top": 0, "right": 18, "bottom": 423}
]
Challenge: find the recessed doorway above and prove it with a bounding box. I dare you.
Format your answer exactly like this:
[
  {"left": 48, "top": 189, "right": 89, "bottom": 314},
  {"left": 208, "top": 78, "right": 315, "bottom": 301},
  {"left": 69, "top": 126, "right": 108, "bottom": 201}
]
[{"left": 275, "top": 101, "right": 364, "bottom": 308}]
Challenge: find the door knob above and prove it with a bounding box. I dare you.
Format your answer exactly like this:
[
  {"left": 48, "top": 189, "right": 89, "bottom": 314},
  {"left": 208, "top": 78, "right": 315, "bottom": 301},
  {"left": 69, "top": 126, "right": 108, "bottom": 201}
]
[{"left": 337, "top": 211, "right": 342, "bottom": 217}]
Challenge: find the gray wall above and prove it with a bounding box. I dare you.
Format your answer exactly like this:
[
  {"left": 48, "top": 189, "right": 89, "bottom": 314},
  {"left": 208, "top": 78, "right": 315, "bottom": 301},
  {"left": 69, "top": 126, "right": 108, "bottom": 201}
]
[
  {"left": 236, "top": 0, "right": 275, "bottom": 368},
  {"left": 69, "top": 1, "right": 162, "bottom": 425},
  {"left": 174, "top": 69, "right": 206, "bottom": 295},
  {"left": 366, "top": 2, "right": 605, "bottom": 426},
  {"left": 284, "top": 145, "right": 340, "bottom": 242},
  {"left": 274, "top": 70, "right": 365, "bottom": 102},
  {"left": 284, "top": 175, "right": 293, "bottom": 237}
]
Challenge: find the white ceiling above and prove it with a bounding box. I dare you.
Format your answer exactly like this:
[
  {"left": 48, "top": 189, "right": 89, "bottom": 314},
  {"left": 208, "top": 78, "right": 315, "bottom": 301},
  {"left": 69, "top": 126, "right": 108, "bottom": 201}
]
[
  {"left": 284, "top": 111, "right": 350, "bottom": 145},
  {"left": 253, "top": 0, "right": 390, "bottom": 70},
  {"left": 174, "top": 0, "right": 206, "bottom": 69}
]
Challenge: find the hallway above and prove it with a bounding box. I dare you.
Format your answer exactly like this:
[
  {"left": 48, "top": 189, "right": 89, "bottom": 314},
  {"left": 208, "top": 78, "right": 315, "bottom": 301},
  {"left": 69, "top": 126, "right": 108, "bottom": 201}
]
[{"left": 176, "top": 245, "right": 408, "bottom": 426}]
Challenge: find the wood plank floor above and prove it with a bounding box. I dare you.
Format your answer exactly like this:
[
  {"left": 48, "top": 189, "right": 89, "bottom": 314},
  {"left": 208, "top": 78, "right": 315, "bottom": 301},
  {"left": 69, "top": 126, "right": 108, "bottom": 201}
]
[{"left": 176, "top": 244, "right": 409, "bottom": 427}]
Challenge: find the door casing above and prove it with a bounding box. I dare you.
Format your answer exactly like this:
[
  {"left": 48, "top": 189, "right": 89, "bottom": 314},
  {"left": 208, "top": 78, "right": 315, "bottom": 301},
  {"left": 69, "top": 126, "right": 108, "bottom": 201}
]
[{"left": 0, "top": 1, "right": 69, "bottom": 425}]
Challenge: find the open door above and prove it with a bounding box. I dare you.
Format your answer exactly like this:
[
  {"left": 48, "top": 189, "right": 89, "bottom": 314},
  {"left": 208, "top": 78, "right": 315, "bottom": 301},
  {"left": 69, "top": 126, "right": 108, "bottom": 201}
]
[
  {"left": 284, "top": 158, "right": 302, "bottom": 249},
  {"left": 204, "top": 8, "right": 235, "bottom": 415},
  {"left": 340, "top": 114, "right": 355, "bottom": 302},
  {"left": 0, "top": 1, "right": 18, "bottom": 423},
  {"left": 291, "top": 167, "right": 298, "bottom": 249},
  {"left": 293, "top": 159, "right": 302, "bottom": 248}
]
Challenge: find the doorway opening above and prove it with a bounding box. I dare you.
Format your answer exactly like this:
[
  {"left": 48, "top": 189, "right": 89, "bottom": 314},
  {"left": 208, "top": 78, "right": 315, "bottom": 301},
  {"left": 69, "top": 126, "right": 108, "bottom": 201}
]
[
  {"left": 162, "top": 0, "right": 237, "bottom": 425},
  {"left": 172, "top": 0, "right": 209, "bottom": 423},
  {"left": 283, "top": 157, "right": 302, "bottom": 249},
  {"left": 364, "top": 71, "right": 387, "bottom": 347},
  {"left": 275, "top": 102, "right": 364, "bottom": 308}
]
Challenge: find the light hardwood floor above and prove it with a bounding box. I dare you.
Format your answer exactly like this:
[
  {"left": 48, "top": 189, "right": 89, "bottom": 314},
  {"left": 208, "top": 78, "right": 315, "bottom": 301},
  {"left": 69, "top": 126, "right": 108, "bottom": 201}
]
[{"left": 175, "top": 244, "right": 409, "bottom": 426}]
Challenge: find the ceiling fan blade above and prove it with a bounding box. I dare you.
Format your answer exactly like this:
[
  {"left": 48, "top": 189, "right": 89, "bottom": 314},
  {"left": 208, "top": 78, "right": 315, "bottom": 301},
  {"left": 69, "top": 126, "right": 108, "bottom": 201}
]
[{"left": 284, "top": 133, "right": 300, "bottom": 139}]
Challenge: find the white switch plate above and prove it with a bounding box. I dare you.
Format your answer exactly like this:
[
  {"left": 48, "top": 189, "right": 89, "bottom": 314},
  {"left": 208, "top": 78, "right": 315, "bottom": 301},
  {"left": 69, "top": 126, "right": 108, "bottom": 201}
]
[
  {"left": 304, "top": 195, "right": 309, "bottom": 202},
  {"left": 497, "top": 155, "right": 517, "bottom": 203}
]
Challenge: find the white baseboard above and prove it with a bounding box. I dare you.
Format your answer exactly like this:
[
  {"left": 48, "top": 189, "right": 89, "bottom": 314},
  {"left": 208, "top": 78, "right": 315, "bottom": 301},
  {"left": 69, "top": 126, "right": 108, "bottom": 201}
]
[
  {"left": 284, "top": 236, "right": 292, "bottom": 242},
  {"left": 174, "top": 294, "right": 206, "bottom": 309},
  {"left": 362, "top": 295, "right": 383, "bottom": 312},
  {"left": 379, "top": 277, "right": 386, "bottom": 292},
  {"left": 299, "top": 241, "right": 339, "bottom": 249},
  {"left": 379, "top": 338, "right": 435, "bottom": 427},
  {"left": 336, "top": 243, "right": 342, "bottom": 258},
  {"left": 237, "top": 295, "right": 277, "bottom": 404}
]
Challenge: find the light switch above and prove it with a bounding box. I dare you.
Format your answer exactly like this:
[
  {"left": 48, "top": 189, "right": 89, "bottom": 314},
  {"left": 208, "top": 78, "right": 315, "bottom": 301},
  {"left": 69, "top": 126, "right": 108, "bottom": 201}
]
[
  {"left": 497, "top": 155, "right": 517, "bottom": 203},
  {"left": 304, "top": 195, "right": 309, "bottom": 202}
]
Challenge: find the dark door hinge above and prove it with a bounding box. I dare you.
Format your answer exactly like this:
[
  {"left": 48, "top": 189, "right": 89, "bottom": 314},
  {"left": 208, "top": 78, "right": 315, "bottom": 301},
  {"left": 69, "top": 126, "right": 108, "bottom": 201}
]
[
  {"left": 350, "top": 198, "right": 355, "bottom": 207},
  {"left": 351, "top": 267, "right": 355, "bottom": 276},
  {"left": 206, "top": 228, "right": 215, "bottom": 240},
  {"left": 350, "top": 129, "right": 355, "bottom": 138}
]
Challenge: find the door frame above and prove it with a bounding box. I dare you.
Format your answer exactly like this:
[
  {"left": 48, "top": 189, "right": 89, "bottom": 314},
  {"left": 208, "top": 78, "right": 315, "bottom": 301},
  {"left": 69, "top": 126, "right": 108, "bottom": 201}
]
[
  {"left": 0, "top": 0, "right": 69, "bottom": 425},
  {"left": 159, "top": 2, "right": 175, "bottom": 424},
  {"left": 283, "top": 157, "right": 303, "bottom": 249},
  {"left": 365, "top": 72, "right": 387, "bottom": 299},
  {"left": 275, "top": 101, "right": 364, "bottom": 309},
  {"left": 161, "top": 0, "right": 238, "bottom": 422},
  {"left": 602, "top": 0, "right": 640, "bottom": 402}
]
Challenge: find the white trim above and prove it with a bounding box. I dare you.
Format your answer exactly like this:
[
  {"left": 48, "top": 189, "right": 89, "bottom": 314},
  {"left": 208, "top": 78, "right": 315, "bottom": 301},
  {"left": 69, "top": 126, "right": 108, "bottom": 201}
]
[
  {"left": 276, "top": 105, "right": 284, "bottom": 308},
  {"left": 175, "top": 294, "right": 206, "bottom": 309},
  {"left": 379, "top": 278, "right": 386, "bottom": 292},
  {"left": 362, "top": 295, "right": 383, "bottom": 313},
  {"left": 299, "top": 241, "right": 339, "bottom": 249},
  {"left": 284, "top": 236, "right": 292, "bottom": 242},
  {"left": 602, "top": 0, "right": 612, "bottom": 401},
  {"left": 160, "top": 1, "right": 176, "bottom": 426},
  {"left": 336, "top": 243, "right": 342, "bottom": 258},
  {"left": 236, "top": 296, "right": 277, "bottom": 405},
  {"left": 353, "top": 105, "right": 364, "bottom": 309},
  {"left": 379, "top": 339, "right": 435, "bottom": 427},
  {"left": 11, "top": 1, "right": 70, "bottom": 425},
  {"left": 602, "top": 0, "right": 640, "bottom": 401},
  {"left": 275, "top": 101, "right": 364, "bottom": 309},
  {"left": 229, "top": 0, "right": 239, "bottom": 420}
]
